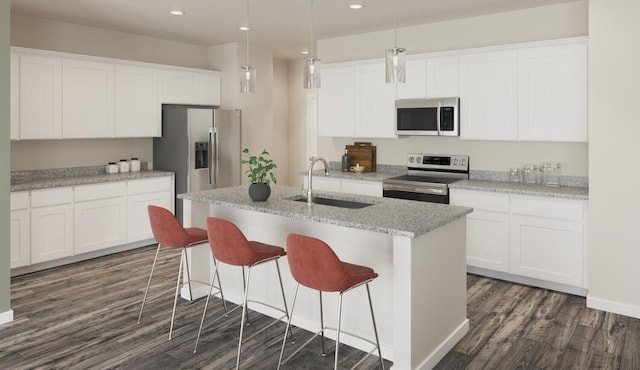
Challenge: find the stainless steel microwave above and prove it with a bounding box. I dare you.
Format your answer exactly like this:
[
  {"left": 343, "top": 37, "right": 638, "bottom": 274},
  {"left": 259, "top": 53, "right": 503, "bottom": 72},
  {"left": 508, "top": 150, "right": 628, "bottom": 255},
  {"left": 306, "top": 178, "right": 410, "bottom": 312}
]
[{"left": 396, "top": 97, "right": 460, "bottom": 136}]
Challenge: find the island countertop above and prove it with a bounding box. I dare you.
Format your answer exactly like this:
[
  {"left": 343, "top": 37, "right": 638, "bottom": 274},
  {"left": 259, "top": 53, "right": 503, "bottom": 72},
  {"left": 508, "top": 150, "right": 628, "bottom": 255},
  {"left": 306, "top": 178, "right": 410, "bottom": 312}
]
[{"left": 178, "top": 184, "right": 472, "bottom": 238}]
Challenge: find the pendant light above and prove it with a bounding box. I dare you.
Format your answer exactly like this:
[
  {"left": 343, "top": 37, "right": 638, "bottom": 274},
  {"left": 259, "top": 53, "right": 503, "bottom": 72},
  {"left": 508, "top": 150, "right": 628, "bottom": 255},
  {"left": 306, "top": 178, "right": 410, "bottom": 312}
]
[
  {"left": 303, "top": 0, "right": 321, "bottom": 89},
  {"left": 385, "top": 0, "right": 406, "bottom": 84},
  {"left": 240, "top": 0, "right": 256, "bottom": 93}
]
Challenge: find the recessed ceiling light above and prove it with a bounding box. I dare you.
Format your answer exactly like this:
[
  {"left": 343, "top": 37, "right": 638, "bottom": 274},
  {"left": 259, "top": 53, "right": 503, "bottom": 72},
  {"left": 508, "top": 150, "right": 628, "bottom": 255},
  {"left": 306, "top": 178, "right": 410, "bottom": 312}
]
[
  {"left": 349, "top": 4, "right": 364, "bottom": 10},
  {"left": 170, "top": 9, "right": 184, "bottom": 16},
  {"left": 239, "top": 26, "right": 251, "bottom": 31}
]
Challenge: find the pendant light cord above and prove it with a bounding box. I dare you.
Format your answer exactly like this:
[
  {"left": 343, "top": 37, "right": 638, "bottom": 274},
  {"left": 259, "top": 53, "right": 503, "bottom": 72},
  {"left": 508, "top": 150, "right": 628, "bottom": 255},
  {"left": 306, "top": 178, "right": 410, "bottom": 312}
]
[
  {"left": 246, "top": 0, "right": 250, "bottom": 66},
  {"left": 310, "top": 0, "right": 315, "bottom": 59},
  {"left": 394, "top": 0, "right": 398, "bottom": 48}
]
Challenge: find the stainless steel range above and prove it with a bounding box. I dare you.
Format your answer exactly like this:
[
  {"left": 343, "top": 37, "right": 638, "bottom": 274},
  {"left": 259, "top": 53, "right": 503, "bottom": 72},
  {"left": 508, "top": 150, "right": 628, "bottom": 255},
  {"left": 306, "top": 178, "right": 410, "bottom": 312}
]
[{"left": 383, "top": 153, "right": 469, "bottom": 204}]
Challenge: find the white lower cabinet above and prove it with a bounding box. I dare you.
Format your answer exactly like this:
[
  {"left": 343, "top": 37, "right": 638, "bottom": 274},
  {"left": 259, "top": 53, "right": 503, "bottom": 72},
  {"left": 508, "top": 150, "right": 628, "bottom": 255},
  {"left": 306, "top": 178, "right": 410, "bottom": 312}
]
[
  {"left": 450, "top": 188, "right": 586, "bottom": 290},
  {"left": 450, "top": 190, "right": 509, "bottom": 272},
  {"left": 10, "top": 192, "right": 31, "bottom": 268},
  {"left": 30, "top": 187, "right": 74, "bottom": 264},
  {"left": 127, "top": 177, "right": 173, "bottom": 243},
  {"left": 74, "top": 182, "right": 127, "bottom": 254},
  {"left": 509, "top": 195, "right": 583, "bottom": 287}
]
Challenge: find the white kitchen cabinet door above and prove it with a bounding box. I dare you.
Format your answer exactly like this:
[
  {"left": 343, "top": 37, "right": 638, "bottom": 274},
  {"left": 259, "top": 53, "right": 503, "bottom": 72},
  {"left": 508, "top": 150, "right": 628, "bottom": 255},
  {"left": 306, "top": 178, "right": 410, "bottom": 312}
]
[
  {"left": 10, "top": 192, "right": 31, "bottom": 268},
  {"left": 193, "top": 72, "right": 221, "bottom": 106},
  {"left": 426, "top": 56, "right": 459, "bottom": 98},
  {"left": 159, "top": 69, "right": 194, "bottom": 104},
  {"left": 510, "top": 195, "right": 583, "bottom": 287},
  {"left": 19, "top": 53, "right": 62, "bottom": 139},
  {"left": 127, "top": 191, "right": 173, "bottom": 243},
  {"left": 10, "top": 53, "right": 19, "bottom": 140},
  {"left": 62, "top": 59, "right": 115, "bottom": 138},
  {"left": 518, "top": 42, "right": 588, "bottom": 142},
  {"left": 114, "top": 64, "right": 160, "bottom": 137},
  {"left": 31, "top": 204, "right": 74, "bottom": 264},
  {"left": 341, "top": 179, "right": 383, "bottom": 197},
  {"left": 318, "top": 65, "right": 355, "bottom": 137},
  {"left": 74, "top": 182, "right": 128, "bottom": 254},
  {"left": 450, "top": 189, "right": 510, "bottom": 272},
  {"left": 459, "top": 50, "right": 518, "bottom": 140},
  {"left": 396, "top": 59, "right": 427, "bottom": 99},
  {"left": 510, "top": 215, "right": 583, "bottom": 287},
  {"left": 354, "top": 62, "right": 396, "bottom": 138}
]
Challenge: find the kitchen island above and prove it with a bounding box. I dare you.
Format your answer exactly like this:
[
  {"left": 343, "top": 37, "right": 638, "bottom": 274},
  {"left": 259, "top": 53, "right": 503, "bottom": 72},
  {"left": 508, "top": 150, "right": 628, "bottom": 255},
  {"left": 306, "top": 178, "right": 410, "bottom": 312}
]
[{"left": 179, "top": 185, "right": 472, "bottom": 369}]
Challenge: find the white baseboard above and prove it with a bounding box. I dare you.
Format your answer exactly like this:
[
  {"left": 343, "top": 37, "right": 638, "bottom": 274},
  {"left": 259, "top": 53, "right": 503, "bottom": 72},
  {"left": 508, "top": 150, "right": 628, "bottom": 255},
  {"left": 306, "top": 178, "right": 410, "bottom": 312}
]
[
  {"left": 587, "top": 295, "right": 640, "bottom": 320},
  {"left": 414, "top": 319, "right": 469, "bottom": 370},
  {"left": 0, "top": 309, "right": 14, "bottom": 325}
]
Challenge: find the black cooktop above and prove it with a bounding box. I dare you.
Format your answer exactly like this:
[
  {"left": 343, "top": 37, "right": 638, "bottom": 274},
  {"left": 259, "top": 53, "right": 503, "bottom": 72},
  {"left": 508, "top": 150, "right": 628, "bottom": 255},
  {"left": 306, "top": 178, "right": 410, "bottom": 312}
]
[{"left": 385, "top": 175, "right": 463, "bottom": 185}]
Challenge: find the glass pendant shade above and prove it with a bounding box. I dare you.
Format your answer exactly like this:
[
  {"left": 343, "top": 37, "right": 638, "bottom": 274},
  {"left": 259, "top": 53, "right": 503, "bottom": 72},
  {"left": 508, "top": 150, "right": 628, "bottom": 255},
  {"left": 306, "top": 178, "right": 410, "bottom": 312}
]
[
  {"left": 303, "top": 58, "right": 321, "bottom": 89},
  {"left": 240, "top": 65, "right": 256, "bottom": 93},
  {"left": 385, "top": 47, "right": 406, "bottom": 83}
]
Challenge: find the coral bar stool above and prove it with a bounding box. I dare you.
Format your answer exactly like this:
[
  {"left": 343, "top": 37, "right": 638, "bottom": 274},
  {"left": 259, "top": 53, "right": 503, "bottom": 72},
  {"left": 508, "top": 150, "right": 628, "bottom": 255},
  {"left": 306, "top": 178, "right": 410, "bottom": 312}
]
[
  {"left": 194, "top": 217, "right": 291, "bottom": 369},
  {"left": 138, "top": 205, "right": 225, "bottom": 340},
  {"left": 279, "top": 233, "right": 384, "bottom": 370}
]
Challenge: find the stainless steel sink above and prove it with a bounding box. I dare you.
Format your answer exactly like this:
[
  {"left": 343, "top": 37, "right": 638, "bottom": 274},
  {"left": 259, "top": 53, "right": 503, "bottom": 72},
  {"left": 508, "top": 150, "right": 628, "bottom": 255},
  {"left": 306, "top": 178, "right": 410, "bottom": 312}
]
[{"left": 287, "top": 195, "right": 375, "bottom": 209}]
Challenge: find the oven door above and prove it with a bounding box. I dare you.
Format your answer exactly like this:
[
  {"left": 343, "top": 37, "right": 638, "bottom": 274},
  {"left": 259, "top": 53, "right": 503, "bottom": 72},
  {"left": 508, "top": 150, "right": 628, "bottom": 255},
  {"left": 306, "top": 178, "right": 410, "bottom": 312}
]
[{"left": 382, "top": 183, "right": 450, "bottom": 204}]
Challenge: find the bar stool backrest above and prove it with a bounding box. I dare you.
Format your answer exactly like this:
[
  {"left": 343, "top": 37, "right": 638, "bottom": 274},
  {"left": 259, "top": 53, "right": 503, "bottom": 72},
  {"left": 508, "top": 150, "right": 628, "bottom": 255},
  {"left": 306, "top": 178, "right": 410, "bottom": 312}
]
[
  {"left": 147, "top": 205, "right": 193, "bottom": 248},
  {"left": 206, "top": 217, "right": 259, "bottom": 266},
  {"left": 286, "top": 234, "right": 352, "bottom": 292}
]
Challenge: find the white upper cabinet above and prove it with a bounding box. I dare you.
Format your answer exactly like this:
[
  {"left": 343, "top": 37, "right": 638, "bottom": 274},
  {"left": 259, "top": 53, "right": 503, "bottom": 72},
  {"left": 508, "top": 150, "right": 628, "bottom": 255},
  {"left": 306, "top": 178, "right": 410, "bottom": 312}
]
[
  {"left": 354, "top": 62, "right": 396, "bottom": 138},
  {"left": 459, "top": 50, "right": 518, "bottom": 140},
  {"left": 517, "top": 42, "right": 588, "bottom": 142},
  {"left": 10, "top": 53, "right": 19, "bottom": 140},
  {"left": 396, "top": 59, "right": 427, "bottom": 99},
  {"left": 159, "top": 69, "right": 194, "bottom": 104},
  {"left": 159, "top": 68, "right": 221, "bottom": 106},
  {"left": 193, "top": 72, "right": 221, "bottom": 106},
  {"left": 318, "top": 64, "right": 356, "bottom": 137},
  {"left": 115, "top": 64, "right": 160, "bottom": 137},
  {"left": 426, "top": 56, "right": 459, "bottom": 98},
  {"left": 62, "top": 59, "right": 115, "bottom": 138},
  {"left": 19, "top": 53, "right": 62, "bottom": 139}
]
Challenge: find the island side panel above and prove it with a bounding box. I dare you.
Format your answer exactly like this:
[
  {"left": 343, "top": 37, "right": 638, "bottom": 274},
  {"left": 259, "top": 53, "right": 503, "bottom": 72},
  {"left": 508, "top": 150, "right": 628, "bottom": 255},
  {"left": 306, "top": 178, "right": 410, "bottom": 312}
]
[
  {"left": 392, "top": 217, "right": 469, "bottom": 370},
  {"left": 203, "top": 205, "right": 396, "bottom": 360},
  {"left": 182, "top": 199, "right": 217, "bottom": 300}
]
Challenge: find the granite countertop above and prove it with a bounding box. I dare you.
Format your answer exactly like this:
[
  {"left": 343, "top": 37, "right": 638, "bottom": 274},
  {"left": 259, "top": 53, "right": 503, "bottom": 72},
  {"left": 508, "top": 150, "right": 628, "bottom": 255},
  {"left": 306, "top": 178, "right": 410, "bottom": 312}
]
[
  {"left": 449, "top": 179, "right": 589, "bottom": 200},
  {"left": 11, "top": 170, "right": 174, "bottom": 192},
  {"left": 179, "top": 185, "right": 473, "bottom": 239}
]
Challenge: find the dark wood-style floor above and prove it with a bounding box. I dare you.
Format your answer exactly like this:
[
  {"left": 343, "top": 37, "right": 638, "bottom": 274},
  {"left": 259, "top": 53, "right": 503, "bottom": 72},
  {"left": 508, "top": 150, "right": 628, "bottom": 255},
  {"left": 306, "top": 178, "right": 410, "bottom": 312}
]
[{"left": 0, "top": 245, "right": 638, "bottom": 369}]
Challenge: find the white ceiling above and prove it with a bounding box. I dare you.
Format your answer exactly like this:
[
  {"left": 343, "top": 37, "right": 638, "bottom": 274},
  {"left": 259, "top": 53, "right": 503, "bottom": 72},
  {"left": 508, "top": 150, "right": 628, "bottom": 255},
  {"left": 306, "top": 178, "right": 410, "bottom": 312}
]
[{"left": 11, "top": 0, "right": 578, "bottom": 59}]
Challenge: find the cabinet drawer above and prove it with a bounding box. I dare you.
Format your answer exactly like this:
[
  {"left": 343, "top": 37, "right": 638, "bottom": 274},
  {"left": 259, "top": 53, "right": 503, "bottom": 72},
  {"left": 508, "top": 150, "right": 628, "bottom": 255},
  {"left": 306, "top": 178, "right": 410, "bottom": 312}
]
[
  {"left": 511, "top": 195, "right": 582, "bottom": 221},
  {"left": 450, "top": 189, "right": 509, "bottom": 212},
  {"left": 75, "top": 182, "right": 127, "bottom": 202},
  {"left": 128, "top": 176, "right": 171, "bottom": 195},
  {"left": 31, "top": 187, "right": 73, "bottom": 207},
  {"left": 11, "top": 192, "right": 30, "bottom": 210}
]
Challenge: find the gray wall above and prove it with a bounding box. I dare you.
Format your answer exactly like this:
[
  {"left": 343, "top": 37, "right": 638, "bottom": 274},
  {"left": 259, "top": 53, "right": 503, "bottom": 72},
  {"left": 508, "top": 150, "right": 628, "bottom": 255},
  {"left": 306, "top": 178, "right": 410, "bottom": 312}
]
[{"left": 1, "top": 0, "right": 12, "bottom": 317}]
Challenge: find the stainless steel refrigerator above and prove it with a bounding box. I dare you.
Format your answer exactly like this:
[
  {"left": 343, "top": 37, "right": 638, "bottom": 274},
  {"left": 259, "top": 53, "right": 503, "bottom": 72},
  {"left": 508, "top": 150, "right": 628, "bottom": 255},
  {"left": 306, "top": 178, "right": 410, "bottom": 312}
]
[{"left": 153, "top": 105, "right": 242, "bottom": 222}]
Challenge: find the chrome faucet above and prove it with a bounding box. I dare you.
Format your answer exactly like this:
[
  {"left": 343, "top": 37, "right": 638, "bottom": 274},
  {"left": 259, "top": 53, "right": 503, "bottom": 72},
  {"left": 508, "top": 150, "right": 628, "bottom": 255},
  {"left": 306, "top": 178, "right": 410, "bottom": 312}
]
[{"left": 306, "top": 156, "right": 330, "bottom": 206}]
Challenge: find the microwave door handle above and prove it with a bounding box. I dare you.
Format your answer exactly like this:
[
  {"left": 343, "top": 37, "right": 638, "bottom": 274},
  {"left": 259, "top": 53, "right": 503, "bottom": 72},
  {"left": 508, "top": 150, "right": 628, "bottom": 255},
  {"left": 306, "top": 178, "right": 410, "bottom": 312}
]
[{"left": 436, "top": 101, "right": 441, "bottom": 136}]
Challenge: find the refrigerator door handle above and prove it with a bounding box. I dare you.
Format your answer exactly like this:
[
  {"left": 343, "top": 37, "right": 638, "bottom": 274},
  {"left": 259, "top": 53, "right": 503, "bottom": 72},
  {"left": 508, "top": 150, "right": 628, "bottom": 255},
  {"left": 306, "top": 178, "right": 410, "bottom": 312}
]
[
  {"left": 213, "top": 126, "right": 219, "bottom": 188},
  {"left": 208, "top": 127, "right": 213, "bottom": 187}
]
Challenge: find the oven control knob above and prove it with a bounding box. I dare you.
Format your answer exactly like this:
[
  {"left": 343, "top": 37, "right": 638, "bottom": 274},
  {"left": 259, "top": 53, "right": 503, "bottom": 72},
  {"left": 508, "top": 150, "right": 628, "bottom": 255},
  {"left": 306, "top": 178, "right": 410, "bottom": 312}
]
[
  {"left": 461, "top": 159, "right": 467, "bottom": 166},
  {"left": 416, "top": 156, "right": 422, "bottom": 164},
  {"left": 409, "top": 156, "right": 414, "bottom": 163},
  {"left": 453, "top": 159, "right": 458, "bottom": 165}
]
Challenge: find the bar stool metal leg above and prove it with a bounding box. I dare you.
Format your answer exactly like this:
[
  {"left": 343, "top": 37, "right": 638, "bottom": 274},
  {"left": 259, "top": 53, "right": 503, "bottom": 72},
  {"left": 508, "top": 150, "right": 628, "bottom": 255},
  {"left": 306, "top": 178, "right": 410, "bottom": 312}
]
[
  {"left": 194, "top": 259, "right": 226, "bottom": 353},
  {"left": 236, "top": 267, "right": 253, "bottom": 370},
  {"left": 320, "top": 291, "right": 326, "bottom": 356},
  {"left": 275, "top": 260, "right": 294, "bottom": 342},
  {"left": 278, "top": 283, "right": 300, "bottom": 370},
  {"left": 169, "top": 249, "right": 185, "bottom": 340},
  {"left": 183, "top": 249, "right": 194, "bottom": 302},
  {"left": 335, "top": 293, "right": 344, "bottom": 370},
  {"left": 367, "top": 283, "right": 385, "bottom": 370},
  {"left": 137, "top": 244, "right": 162, "bottom": 324}
]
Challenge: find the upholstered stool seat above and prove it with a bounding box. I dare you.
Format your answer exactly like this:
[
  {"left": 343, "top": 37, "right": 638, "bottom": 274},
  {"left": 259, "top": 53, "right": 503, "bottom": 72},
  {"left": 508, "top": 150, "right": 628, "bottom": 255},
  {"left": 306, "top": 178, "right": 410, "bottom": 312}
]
[{"left": 279, "top": 233, "right": 384, "bottom": 370}]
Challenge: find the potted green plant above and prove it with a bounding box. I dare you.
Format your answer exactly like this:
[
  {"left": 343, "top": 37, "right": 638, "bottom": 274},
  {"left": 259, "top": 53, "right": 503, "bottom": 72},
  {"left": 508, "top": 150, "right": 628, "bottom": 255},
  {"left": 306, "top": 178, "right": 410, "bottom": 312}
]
[{"left": 241, "top": 148, "right": 277, "bottom": 201}]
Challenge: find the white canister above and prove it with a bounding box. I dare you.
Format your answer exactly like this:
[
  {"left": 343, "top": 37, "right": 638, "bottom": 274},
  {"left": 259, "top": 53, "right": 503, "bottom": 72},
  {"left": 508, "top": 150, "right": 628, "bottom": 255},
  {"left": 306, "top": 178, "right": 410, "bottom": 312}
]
[
  {"left": 130, "top": 158, "right": 141, "bottom": 172},
  {"left": 106, "top": 162, "right": 118, "bottom": 174},
  {"left": 119, "top": 159, "right": 130, "bottom": 173}
]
